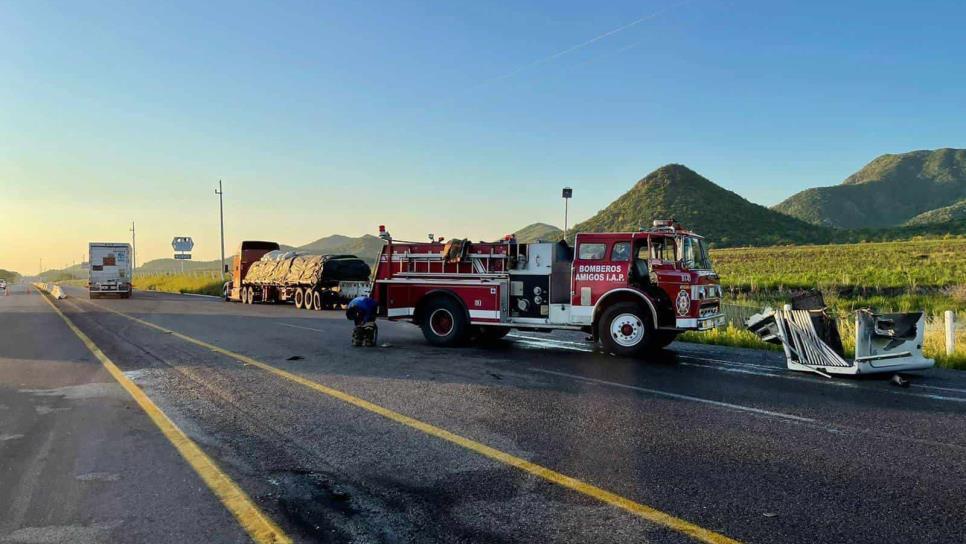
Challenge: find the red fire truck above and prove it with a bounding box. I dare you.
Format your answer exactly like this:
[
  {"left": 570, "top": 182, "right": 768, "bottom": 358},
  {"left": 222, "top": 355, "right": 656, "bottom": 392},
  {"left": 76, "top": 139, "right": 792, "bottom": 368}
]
[{"left": 370, "top": 220, "right": 725, "bottom": 355}]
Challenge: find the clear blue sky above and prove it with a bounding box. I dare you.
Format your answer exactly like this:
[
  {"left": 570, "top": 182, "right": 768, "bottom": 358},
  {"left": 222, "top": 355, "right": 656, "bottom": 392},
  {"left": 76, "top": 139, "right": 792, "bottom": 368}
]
[{"left": 2, "top": 0, "right": 964, "bottom": 272}]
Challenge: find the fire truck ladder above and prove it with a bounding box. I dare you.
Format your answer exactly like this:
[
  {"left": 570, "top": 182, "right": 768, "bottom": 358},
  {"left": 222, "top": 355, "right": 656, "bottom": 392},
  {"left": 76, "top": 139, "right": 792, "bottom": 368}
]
[{"left": 392, "top": 248, "right": 507, "bottom": 277}]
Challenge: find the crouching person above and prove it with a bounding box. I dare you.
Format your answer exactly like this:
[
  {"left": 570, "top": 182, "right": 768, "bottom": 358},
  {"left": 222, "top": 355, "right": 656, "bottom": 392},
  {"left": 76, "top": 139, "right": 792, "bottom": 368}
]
[{"left": 346, "top": 296, "right": 378, "bottom": 347}]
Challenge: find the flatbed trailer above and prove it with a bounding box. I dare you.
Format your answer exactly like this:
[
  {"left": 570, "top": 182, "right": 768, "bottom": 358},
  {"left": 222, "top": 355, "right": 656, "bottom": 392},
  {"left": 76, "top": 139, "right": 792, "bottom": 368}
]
[{"left": 225, "top": 241, "right": 370, "bottom": 310}]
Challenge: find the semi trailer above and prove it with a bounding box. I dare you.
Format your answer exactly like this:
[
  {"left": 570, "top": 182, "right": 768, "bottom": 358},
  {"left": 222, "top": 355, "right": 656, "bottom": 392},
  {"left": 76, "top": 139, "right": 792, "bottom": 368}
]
[
  {"left": 88, "top": 242, "right": 133, "bottom": 298},
  {"left": 370, "top": 220, "right": 725, "bottom": 355},
  {"left": 224, "top": 241, "right": 371, "bottom": 310}
]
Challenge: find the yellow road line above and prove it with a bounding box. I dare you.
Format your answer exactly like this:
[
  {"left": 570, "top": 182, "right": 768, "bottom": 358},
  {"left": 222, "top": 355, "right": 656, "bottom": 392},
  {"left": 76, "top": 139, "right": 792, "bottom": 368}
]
[
  {"left": 82, "top": 297, "right": 741, "bottom": 544},
  {"left": 35, "top": 288, "right": 291, "bottom": 544}
]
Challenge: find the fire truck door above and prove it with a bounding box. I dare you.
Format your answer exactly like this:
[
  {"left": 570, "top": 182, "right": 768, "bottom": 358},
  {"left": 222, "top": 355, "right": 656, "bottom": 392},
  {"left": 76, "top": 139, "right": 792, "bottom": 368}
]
[{"left": 571, "top": 240, "right": 630, "bottom": 308}]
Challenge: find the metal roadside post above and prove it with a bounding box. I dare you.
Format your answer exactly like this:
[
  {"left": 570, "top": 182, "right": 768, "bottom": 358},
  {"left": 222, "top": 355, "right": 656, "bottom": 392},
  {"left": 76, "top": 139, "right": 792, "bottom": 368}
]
[{"left": 947, "top": 310, "right": 956, "bottom": 356}]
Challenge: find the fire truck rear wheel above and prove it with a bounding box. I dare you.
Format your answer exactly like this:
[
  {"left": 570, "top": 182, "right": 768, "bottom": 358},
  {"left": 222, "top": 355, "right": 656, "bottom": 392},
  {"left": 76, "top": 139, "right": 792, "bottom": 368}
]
[
  {"left": 240, "top": 286, "right": 248, "bottom": 304},
  {"left": 312, "top": 290, "right": 322, "bottom": 311},
  {"left": 294, "top": 288, "right": 304, "bottom": 309},
  {"left": 247, "top": 286, "right": 256, "bottom": 304},
  {"left": 421, "top": 298, "right": 468, "bottom": 347},
  {"left": 599, "top": 302, "right": 655, "bottom": 356}
]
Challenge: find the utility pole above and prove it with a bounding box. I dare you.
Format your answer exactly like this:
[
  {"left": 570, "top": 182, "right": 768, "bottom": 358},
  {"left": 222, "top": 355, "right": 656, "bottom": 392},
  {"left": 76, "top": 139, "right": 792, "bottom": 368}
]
[
  {"left": 130, "top": 221, "right": 137, "bottom": 276},
  {"left": 562, "top": 187, "right": 573, "bottom": 241},
  {"left": 215, "top": 179, "right": 225, "bottom": 278}
]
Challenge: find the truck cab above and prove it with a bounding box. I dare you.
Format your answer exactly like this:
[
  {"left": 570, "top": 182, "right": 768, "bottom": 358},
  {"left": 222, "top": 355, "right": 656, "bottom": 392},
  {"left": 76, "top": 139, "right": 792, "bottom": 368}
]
[
  {"left": 371, "top": 220, "right": 724, "bottom": 356},
  {"left": 226, "top": 241, "right": 279, "bottom": 301},
  {"left": 570, "top": 222, "right": 723, "bottom": 353}
]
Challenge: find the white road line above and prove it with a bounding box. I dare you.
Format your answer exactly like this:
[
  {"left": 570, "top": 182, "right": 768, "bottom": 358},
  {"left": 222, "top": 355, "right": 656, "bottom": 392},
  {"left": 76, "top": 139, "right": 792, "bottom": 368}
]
[
  {"left": 533, "top": 368, "right": 817, "bottom": 423},
  {"left": 508, "top": 334, "right": 966, "bottom": 403},
  {"left": 276, "top": 322, "right": 324, "bottom": 332}
]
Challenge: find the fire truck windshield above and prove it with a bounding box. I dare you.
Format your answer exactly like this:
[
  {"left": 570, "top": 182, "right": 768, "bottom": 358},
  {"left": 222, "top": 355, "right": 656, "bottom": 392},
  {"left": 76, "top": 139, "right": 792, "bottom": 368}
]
[{"left": 680, "top": 237, "right": 713, "bottom": 270}]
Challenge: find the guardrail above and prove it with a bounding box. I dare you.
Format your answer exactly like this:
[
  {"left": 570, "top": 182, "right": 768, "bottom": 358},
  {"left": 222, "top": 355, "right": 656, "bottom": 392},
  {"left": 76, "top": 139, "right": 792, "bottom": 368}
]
[{"left": 33, "top": 282, "right": 67, "bottom": 299}]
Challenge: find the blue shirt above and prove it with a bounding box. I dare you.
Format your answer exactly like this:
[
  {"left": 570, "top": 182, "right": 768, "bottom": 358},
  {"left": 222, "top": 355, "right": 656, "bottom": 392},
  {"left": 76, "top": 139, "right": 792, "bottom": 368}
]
[{"left": 346, "top": 296, "right": 378, "bottom": 324}]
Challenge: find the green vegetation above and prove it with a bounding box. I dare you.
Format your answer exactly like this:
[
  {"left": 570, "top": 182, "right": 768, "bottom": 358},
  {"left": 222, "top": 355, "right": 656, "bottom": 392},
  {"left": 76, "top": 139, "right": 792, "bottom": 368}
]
[
  {"left": 710, "top": 238, "right": 966, "bottom": 313},
  {"left": 0, "top": 269, "right": 19, "bottom": 283},
  {"left": 774, "top": 148, "right": 966, "bottom": 228},
  {"left": 133, "top": 273, "right": 225, "bottom": 297},
  {"left": 686, "top": 237, "right": 966, "bottom": 369},
  {"left": 514, "top": 223, "right": 563, "bottom": 243},
  {"left": 905, "top": 199, "right": 966, "bottom": 225},
  {"left": 572, "top": 164, "right": 828, "bottom": 247}
]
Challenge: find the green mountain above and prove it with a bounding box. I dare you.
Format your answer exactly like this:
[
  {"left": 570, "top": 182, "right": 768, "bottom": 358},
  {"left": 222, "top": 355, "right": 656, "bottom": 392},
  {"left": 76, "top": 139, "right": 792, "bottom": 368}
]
[
  {"left": 0, "top": 269, "right": 19, "bottom": 283},
  {"left": 513, "top": 223, "right": 563, "bottom": 243},
  {"left": 774, "top": 148, "right": 966, "bottom": 228},
  {"left": 295, "top": 234, "right": 385, "bottom": 265},
  {"left": 904, "top": 199, "right": 966, "bottom": 226},
  {"left": 571, "top": 164, "right": 828, "bottom": 247}
]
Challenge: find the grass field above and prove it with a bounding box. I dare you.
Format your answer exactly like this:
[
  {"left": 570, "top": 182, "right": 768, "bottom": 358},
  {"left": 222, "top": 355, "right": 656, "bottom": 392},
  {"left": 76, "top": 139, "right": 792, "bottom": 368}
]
[
  {"left": 711, "top": 236, "right": 966, "bottom": 292},
  {"left": 132, "top": 274, "right": 225, "bottom": 297},
  {"left": 703, "top": 238, "right": 966, "bottom": 368}
]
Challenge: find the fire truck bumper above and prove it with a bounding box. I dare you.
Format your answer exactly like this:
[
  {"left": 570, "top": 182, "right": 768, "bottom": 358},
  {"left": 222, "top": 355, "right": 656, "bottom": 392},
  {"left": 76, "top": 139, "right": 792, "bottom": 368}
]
[{"left": 675, "top": 313, "right": 725, "bottom": 331}]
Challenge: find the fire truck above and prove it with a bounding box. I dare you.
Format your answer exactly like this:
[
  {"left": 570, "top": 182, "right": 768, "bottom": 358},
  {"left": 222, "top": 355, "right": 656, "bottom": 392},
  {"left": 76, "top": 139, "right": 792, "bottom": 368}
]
[{"left": 370, "top": 220, "right": 725, "bottom": 355}]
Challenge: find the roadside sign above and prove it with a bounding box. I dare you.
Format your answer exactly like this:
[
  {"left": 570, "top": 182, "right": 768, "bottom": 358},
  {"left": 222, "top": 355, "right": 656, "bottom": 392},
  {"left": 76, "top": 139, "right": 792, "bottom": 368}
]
[
  {"left": 172, "top": 237, "right": 194, "bottom": 252},
  {"left": 174, "top": 254, "right": 192, "bottom": 260}
]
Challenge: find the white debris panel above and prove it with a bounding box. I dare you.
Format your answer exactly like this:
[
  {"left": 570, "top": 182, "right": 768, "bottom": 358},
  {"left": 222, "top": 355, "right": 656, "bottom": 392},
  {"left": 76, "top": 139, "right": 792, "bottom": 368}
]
[{"left": 747, "top": 305, "right": 933, "bottom": 376}]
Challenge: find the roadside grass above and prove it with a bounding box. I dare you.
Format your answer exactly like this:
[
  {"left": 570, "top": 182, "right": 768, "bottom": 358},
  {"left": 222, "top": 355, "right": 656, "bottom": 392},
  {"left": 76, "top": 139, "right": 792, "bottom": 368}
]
[{"left": 132, "top": 274, "right": 225, "bottom": 297}]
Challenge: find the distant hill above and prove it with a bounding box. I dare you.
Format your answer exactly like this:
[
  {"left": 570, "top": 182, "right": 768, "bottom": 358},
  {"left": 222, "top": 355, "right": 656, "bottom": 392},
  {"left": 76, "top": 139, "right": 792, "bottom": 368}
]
[
  {"left": 295, "top": 234, "right": 385, "bottom": 265},
  {"left": 513, "top": 223, "right": 563, "bottom": 243},
  {"left": 774, "top": 148, "right": 966, "bottom": 228},
  {"left": 904, "top": 199, "right": 966, "bottom": 226},
  {"left": 572, "top": 164, "right": 828, "bottom": 247},
  {"left": 0, "top": 269, "right": 19, "bottom": 283}
]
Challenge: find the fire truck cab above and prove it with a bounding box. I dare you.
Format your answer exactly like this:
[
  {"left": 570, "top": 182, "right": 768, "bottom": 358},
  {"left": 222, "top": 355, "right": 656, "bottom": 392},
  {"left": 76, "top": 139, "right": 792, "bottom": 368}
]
[{"left": 371, "top": 220, "right": 725, "bottom": 355}]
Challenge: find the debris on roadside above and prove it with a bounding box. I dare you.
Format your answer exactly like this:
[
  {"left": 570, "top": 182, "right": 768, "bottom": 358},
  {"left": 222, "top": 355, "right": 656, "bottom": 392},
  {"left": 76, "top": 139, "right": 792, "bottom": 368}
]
[{"left": 746, "top": 290, "right": 933, "bottom": 377}]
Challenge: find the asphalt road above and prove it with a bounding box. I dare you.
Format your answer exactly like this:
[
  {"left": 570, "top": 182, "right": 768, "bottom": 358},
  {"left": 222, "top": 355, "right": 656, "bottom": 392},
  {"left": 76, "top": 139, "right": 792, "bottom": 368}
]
[{"left": 2, "top": 283, "right": 965, "bottom": 543}]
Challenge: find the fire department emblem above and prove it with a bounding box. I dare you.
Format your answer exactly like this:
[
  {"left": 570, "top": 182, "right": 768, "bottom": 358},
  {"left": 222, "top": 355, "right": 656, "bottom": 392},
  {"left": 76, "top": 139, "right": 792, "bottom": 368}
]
[{"left": 675, "top": 289, "right": 691, "bottom": 316}]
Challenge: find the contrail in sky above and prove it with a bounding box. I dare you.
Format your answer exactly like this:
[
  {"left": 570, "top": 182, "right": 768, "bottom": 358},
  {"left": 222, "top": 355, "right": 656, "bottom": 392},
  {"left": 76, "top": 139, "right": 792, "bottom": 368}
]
[{"left": 475, "top": 0, "right": 693, "bottom": 87}]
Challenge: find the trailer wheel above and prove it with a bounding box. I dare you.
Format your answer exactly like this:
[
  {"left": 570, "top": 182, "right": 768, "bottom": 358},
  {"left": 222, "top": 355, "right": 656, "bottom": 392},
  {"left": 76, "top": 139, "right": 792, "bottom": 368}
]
[
  {"left": 420, "top": 297, "right": 468, "bottom": 347},
  {"left": 294, "top": 288, "right": 304, "bottom": 309},
  {"left": 301, "top": 288, "right": 313, "bottom": 310},
  {"left": 599, "top": 302, "right": 655, "bottom": 356},
  {"left": 312, "top": 291, "right": 322, "bottom": 311}
]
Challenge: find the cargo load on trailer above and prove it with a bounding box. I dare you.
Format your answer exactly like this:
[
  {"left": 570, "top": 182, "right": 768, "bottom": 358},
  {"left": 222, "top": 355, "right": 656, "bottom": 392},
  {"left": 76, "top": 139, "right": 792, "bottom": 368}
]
[
  {"left": 225, "top": 241, "right": 371, "bottom": 310},
  {"left": 370, "top": 220, "right": 725, "bottom": 355}
]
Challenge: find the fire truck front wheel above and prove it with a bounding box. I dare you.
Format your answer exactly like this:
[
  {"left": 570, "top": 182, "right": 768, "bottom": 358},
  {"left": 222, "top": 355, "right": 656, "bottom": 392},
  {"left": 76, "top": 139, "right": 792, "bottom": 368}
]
[
  {"left": 599, "top": 302, "right": 655, "bottom": 356},
  {"left": 420, "top": 298, "right": 469, "bottom": 347}
]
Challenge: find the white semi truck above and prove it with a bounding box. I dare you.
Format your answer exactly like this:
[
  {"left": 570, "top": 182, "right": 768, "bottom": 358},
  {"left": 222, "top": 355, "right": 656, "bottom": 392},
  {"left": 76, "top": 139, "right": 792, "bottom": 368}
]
[{"left": 88, "top": 242, "right": 133, "bottom": 299}]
